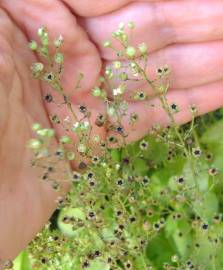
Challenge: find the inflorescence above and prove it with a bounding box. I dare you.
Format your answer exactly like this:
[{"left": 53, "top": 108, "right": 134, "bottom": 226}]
[{"left": 4, "top": 22, "right": 223, "bottom": 270}]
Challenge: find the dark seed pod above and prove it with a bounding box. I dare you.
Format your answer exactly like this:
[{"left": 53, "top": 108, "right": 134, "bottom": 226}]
[
  {"left": 95, "top": 114, "right": 106, "bottom": 127},
  {"left": 79, "top": 162, "right": 87, "bottom": 170},
  {"left": 82, "top": 260, "right": 90, "bottom": 268},
  {"left": 116, "top": 126, "right": 124, "bottom": 134},
  {"left": 51, "top": 114, "right": 60, "bottom": 124},
  {"left": 108, "top": 136, "right": 117, "bottom": 144},
  {"left": 41, "top": 258, "right": 48, "bottom": 264},
  {"left": 79, "top": 105, "right": 87, "bottom": 114},
  {"left": 63, "top": 95, "right": 69, "bottom": 103},
  {"left": 2, "top": 260, "right": 13, "bottom": 269},
  {"left": 44, "top": 93, "right": 53, "bottom": 103}
]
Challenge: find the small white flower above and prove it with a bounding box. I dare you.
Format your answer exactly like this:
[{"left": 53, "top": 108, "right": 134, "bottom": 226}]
[
  {"left": 115, "top": 164, "right": 121, "bottom": 171},
  {"left": 38, "top": 27, "right": 45, "bottom": 37},
  {"left": 83, "top": 121, "right": 90, "bottom": 128},
  {"left": 113, "top": 87, "right": 122, "bottom": 96},
  {"left": 118, "top": 22, "right": 125, "bottom": 30},
  {"left": 64, "top": 116, "right": 70, "bottom": 123},
  {"left": 107, "top": 106, "right": 116, "bottom": 116},
  {"left": 73, "top": 122, "right": 80, "bottom": 129},
  {"left": 78, "top": 144, "right": 87, "bottom": 153}
]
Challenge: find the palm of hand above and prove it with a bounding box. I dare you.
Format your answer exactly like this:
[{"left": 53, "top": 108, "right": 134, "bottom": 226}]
[
  {"left": 0, "top": 8, "right": 74, "bottom": 261},
  {"left": 1, "top": 0, "right": 223, "bottom": 261},
  {"left": 0, "top": 0, "right": 104, "bottom": 261}
]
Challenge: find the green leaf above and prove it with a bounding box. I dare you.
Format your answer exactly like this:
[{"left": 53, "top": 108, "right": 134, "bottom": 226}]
[
  {"left": 13, "top": 251, "right": 32, "bottom": 270},
  {"left": 183, "top": 160, "right": 209, "bottom": 192},
  {"left": 133, "top": 158, "right": 148, "bottom": 175},
  {"left": 192, "top": 192, "right": 219, "bottom": 222},
  {"left": 88, "top": 260, "right": 110, "bottom": 270},
  {"left": 201, "top": 120, "right": 223, "bottom": 145},
  {"left": 201, "top": 119, "right": 223, "bottom": 170},
  {"left": 165, "top": 217, "right": 192, "bottom": 257},
  {"left": 146, "top": 231, "right": 175, "bottom": 268},
  {"left": 110, "top": 149, "right": 121, "bottom": 162},
  {"left": 57, "top": 208, "right": 85, "bottom": 237},
  {"left": 142, "top": 136, "right": 168, "bottom": 164}
]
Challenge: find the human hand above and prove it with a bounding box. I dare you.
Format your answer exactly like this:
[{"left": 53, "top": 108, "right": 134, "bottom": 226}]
[
  {"left": 1, "top": 0, "right": 223, "bottom": 263},
  {"left": 0, "top": 0, "right": 103, "bottom": 263},
  {"left": 78, "top": 0, "right": 223, "bottom": 142}
]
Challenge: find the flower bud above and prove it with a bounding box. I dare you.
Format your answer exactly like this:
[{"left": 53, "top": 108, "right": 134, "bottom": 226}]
[
  {"left": 28, "top": 139, "right": 42, "bottom": 150},
  {"left": 138, "top": 43, "right": 148, "bottom": 54},
  {"left": 103, "top": 40, "right": 112, "bottom": 48},
  {"left": 32, "top": 123, "right": 42, "bottom": 131},
  {"left": 126, "top": 46, "right": 136, "bottom": 58},
  {"left": 54, "top": 53, "right": 64, "bottom": 64},
  {"left": 60, "top": 135, "right": 72, "bottom": 144},
  {"left": 29, "top": 40, "right": 38, "bottom": 51},
  {"left": 128, "top": 21, "right": 135, "bottom": 29},
  {"left": 92, "top": 87, "right": 102, "bottom": 97}
]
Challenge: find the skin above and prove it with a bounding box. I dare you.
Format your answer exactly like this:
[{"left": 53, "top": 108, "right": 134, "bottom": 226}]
[{"left": 1, "top": 0, "right": 223, "bottom": 262}]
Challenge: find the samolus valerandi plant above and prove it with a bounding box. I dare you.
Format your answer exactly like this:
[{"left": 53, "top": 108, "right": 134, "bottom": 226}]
[{"left": 3, "top": 22, "right": 223, "bottom": 270}]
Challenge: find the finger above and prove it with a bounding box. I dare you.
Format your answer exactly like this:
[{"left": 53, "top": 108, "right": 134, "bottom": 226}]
[
  {"left": 82, "top": 0, "right": 223, "bottom": 57},
  {"left": 0, "top": 8, "right": 51, "bottom": 132},
  {"left": 62, "top": 0, "right": 161, "bottom": 17},
  {"left": 1, "top": 0, "right": 104, "bottom": 157},
  {"left": 108, "top": 80, "right": 223, "bottom": 143},
  {"left": 104, "top": 41, "right": 223, "bottom": 97},
  {"left": 0, "top": 9, "right": 15, "bottom": 89},
  {"left": 1, "top": 0, "right": 101, "bottom": 92}
]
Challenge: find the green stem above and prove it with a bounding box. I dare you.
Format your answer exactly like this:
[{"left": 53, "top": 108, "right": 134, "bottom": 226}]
[{"left": 133, "top": 60, "right": 189, "bottom": 157}]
